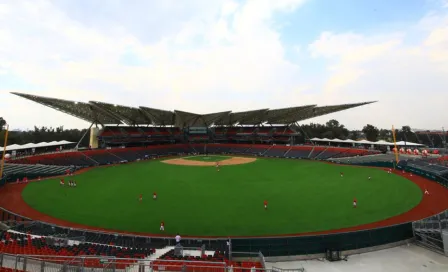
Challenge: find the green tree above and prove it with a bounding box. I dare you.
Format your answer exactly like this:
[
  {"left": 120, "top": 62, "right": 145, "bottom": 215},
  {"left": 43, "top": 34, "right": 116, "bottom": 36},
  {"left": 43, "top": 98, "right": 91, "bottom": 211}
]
[
  {"left": 362, "top": 124, "right": 379, "bottom": 142},
  {"left": 325, "top": 119, "right": 349, "bottom": 139},
  {"left": 349, "top": 130, "right": 361, "bottom": 140},
  {"left": 399, "top": 125, "right": 418, "bottom": 143},
  {"left": 378, "top": 129, "right": 391, "bottom": 141},
  {"left": 0, "top": 117, "right": 6, "bottom": 131}
]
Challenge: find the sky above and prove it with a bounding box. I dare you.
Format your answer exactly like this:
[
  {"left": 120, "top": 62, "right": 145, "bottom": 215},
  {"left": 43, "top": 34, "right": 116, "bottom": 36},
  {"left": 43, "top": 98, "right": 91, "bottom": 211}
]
[{"left": 0, "top": 0, "right": 447, "bottom": 131}]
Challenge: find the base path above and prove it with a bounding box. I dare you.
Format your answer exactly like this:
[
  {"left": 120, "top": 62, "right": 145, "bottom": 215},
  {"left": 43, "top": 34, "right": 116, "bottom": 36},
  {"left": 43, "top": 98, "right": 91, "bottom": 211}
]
[
  {"left": 162, "top": 157, "right": 256, "bottom": 166},
  {"left": 1, "top": 168, "right": 448, "bottom": 238}
]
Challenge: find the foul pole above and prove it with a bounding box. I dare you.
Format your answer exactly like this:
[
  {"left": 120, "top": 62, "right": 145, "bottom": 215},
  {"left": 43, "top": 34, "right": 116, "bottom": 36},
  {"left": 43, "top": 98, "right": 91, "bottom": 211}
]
[
  {"left": 391, "top": 125, "right": 399, "bottom": 165},
  {"left": 0, "top": 125, "right": 9, "bottom": 179}
]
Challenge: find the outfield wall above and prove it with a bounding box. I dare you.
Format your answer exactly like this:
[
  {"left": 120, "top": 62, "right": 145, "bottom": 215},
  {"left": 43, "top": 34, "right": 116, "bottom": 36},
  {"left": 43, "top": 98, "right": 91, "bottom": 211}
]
[
  {"left": 1, "top": 143, "right": 445, "bottom": 257},
  {"left": 231, "top": 223, "right": 413, "bottom": 257}
]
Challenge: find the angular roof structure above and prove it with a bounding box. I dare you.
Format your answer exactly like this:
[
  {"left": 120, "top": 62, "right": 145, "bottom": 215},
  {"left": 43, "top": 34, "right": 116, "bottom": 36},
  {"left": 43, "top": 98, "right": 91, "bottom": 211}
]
[
  {"left": 11, "top": 92, "right": 376, "bottom": 127},
  {"left": 139, "top": 106, "right": 175, "bottom": 126}
]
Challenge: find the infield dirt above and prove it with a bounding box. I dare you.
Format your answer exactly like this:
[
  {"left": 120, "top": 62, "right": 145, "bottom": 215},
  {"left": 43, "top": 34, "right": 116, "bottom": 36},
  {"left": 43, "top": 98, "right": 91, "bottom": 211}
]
[{"left": 161, "top": 156, "right": 256, "bottom": 166}]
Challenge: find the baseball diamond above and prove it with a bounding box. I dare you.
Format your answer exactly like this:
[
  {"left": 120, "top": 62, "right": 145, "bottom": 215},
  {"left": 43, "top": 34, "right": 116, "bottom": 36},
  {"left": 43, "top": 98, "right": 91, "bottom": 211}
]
[
  {"left": 18, "top": 156, "right": 423, "bottom": 236},
  {"left": 2, "top": 3, "right": 448, "bottom": 270},
  {"left": 1, "top": 93, "right": 448, "bottom": 272}
]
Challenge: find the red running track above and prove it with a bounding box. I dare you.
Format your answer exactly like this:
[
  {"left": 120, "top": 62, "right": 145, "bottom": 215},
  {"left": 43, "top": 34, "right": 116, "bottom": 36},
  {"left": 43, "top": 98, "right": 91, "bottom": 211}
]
[{"left": 0, "top": 168, "right": 448, "bottom": 238}]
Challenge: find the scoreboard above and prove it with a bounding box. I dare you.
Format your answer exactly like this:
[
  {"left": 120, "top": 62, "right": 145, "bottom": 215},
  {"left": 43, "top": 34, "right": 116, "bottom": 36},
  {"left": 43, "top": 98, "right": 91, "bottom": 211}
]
[{"left": 188, "top": 127, "right": 208, "bottom": 134}]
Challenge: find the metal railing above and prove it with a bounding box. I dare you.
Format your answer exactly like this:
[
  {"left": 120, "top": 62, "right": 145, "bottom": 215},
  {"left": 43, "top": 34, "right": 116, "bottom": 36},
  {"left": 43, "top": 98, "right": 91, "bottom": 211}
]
[
  {"left": 1, "top": 207, "right": 227, "bottom": 247},
  {"left": 412, "top": 209, "right": 448, "bottom": 255},
  {"left": 0, "top": 252, "right": 305, "bottom": 272}
]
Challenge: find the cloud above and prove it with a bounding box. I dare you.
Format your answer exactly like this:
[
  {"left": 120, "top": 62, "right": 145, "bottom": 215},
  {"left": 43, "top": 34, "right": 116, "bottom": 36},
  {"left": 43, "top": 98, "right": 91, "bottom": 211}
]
[
  {"left": 0, "top": 0, "right": 307, "bottom": 129},
  {"left": 0, "top": 0, "right": 447, "bottom": 131},
  {"left": 308, "top": 32, "right": 403, "bottom": 93},
  {"left": 304, "top": 9, "right": 448, "bottom": 129}
]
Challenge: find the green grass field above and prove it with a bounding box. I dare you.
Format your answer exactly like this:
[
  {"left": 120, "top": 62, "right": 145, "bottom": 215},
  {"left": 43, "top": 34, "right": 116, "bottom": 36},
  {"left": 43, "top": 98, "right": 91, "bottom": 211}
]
[
  {"left": 183, "top": 155, "right": 230, "bottom": 162},
  {"left": 22, "top": 157, "right": 422, "bottom": 236}
]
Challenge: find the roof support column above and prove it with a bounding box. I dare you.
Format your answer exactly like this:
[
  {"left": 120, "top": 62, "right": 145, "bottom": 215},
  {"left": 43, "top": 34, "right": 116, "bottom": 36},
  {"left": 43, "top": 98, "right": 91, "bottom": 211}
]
[{"left": 75, "top": 122, "right": 95, "bottom": 149}]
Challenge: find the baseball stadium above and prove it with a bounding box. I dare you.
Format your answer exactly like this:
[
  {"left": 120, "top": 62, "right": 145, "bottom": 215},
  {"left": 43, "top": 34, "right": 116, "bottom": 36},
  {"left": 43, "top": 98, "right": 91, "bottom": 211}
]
[{"left": 1, "top": 92, "right": 448, "bottom": 271}]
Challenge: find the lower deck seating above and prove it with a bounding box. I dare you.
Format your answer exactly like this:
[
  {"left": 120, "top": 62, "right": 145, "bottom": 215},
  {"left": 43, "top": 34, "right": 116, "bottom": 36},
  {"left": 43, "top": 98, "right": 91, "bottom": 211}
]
[
  {"left": 331, "top": 154, "right": 395, "bottom": 164},
  {"left": 439, "top": 156, "right": 448, "bottom": 162},
  {"left": 0, "top": 268, "right": 25, "bottom": 272},
  {"left": 11, "top": 223, "right": 160, "bottom": 249},
  {"left": 286, "top": 149, "right": 311, "bottom": 158},
  {"left": 8, "top": 144, "right": 381, "bottom": 168},
  {"left": 155, "top": 249, "right": 263, "bottom": 272},
  {"left": 2, "top": 164, "right": 75, "bottom": 182},
  {"left": 0, "top": 231, "right": 154, "bottom": 269},
  {"left": 86, "top": 152, "right": 121, "bottom": 164},
  {"left": 12, "top": 153, "right": 93, "bottom": 167},
  {"left": 246, "top": 147, "right": 269, "bottom": 155}
]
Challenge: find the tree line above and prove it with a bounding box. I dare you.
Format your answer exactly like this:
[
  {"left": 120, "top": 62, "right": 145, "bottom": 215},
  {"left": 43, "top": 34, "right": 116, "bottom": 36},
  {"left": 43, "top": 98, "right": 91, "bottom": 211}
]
[
  {"left": 291, "top": 119, "right": 416, "bottom": 142},
  {"left": 0, "top": 116, "right": 444, "bottom": 148},
  {"left": 0, "top": 117, "right": 89, "bottom": 147}
]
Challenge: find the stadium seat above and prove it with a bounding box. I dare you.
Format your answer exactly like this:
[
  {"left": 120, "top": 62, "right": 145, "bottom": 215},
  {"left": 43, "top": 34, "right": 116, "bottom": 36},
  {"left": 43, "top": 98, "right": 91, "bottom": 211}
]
[{"left": 0, "top": 231, "right": 154, "bottom": 269}]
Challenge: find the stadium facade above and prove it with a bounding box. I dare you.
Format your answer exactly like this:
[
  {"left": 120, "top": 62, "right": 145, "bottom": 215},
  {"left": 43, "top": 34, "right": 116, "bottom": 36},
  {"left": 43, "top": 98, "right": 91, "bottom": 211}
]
[{"left": 12, "top": 92, "right": 375, "bottom": 148}]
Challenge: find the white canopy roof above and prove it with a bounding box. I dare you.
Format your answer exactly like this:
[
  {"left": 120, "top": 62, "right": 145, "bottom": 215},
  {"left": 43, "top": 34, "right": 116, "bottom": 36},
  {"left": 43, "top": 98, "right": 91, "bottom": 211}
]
[
  {"left": 310, "top": 138, "right": 424, "bottom": 147},
  {"left": 1, "top": 140, "right": 75, "bottom": 152},
  {"left": 395, "top": 141, "right": 423, "bottom": 147}
]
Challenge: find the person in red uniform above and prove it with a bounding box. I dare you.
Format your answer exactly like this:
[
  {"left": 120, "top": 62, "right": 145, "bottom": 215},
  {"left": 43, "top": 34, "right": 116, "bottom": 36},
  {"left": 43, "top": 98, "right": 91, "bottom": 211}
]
[
  {"left": 353, "top": 198, "right": 357, "bottom": 208},
  {"left": 160, "top": 221, "right": 165, "bottom": 231},
  {"left": 153, "top": 192, "right": 157, "bottom": 200},
  {"left": 264, "top": 200, "right": 268, "bottom": 210},
  {"left": 139, "top": 194, "right": 143, "bottom": 202},
  {"left": 60, "top": 178, "right": 65, "bottom": 186}
]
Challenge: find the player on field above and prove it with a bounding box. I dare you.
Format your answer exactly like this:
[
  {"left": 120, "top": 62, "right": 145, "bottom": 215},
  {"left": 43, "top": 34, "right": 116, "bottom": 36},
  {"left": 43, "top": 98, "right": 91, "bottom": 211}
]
[
  {"left": 60, "top": 179, "right": 65, "bottom": 186},
  {"left": 139, "top": 194, "right": 143, "bottom": 202},
  {"left": 216, "top": 161, "right": 220, "bottom": 172},
  {"left": 340, "top": 172, "right": 344, "bottom": 177},
  {"left": 153, "top": 192, "right": 157, "bottom": 200},
  {"left": 264, "top": 200, "right": 268, "bottom": 210},
  {"left": 425, "top": 189, "right": 429, "bottom": 195},
  {"left": 160, "top": 221, "right": 165, "bottom": 231},
  {"left": 368, "top": 176, "right": 371, "bottom": 180},
  {"left": 353, "top": 198, "right": 357, "bottom": 208}
]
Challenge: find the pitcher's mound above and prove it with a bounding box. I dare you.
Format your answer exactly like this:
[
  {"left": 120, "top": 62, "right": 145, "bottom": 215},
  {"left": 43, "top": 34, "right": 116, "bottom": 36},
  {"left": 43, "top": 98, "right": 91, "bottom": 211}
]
[{"left": 162, "top": 157, "right": 256, "bottom": 166}]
